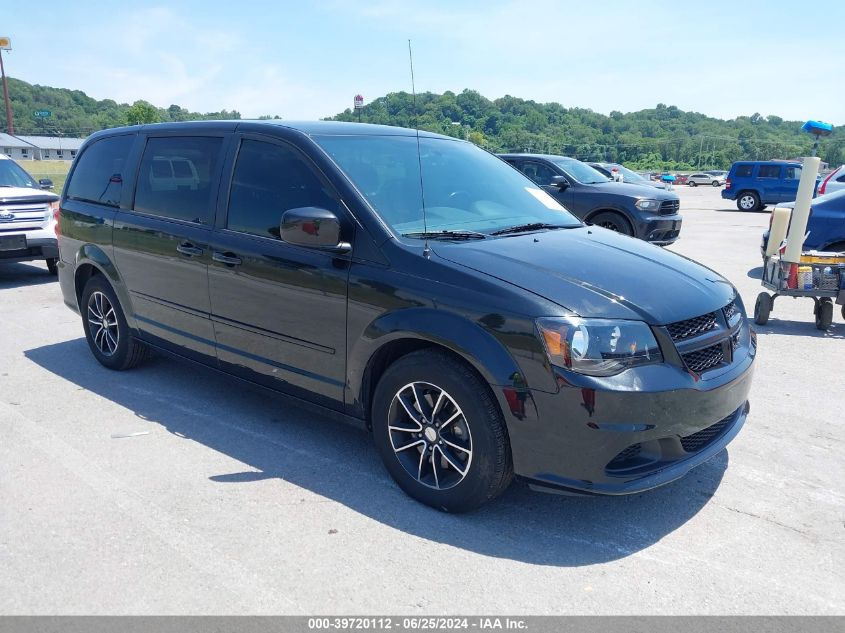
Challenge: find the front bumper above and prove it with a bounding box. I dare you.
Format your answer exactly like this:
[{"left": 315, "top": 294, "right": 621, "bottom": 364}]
[
  {"left": 640, "top": 214, "right": 682, "bottom": 245},
  {"left": 0, "top": 235, "right": 58, "bottom": 263},
  {"left": 504, "top": 345, "right": 755, "bottom": 496}
]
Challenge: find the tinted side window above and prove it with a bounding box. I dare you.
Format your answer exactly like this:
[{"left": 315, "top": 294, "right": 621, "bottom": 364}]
[
  {"left": 784, "top": 166, "right": 802, "bottom": 180},
  {"left": 133, "top": 136, "right": 222, "bottom": 224},
  {"left": 66, "top": 135, "right": 134, "bottom": 206},
  {"left": 757, "top": 165, "right": 781, "bottom": 178},
  {"left": 520, "top": 161, "right": 557, "bottom": 186},
  {"left": 226, "top": 139, "right": 337, "bottom": 239},
  {"left": 735, "top": 164, "right": 753, "bottom": 178}
]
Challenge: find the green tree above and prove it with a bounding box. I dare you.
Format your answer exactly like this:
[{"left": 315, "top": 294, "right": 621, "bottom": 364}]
[{"left": 126, "top": 100, "right": 160, "bottom": 125}]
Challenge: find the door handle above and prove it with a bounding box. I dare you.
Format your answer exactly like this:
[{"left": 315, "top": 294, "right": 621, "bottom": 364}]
[
  {"left": 176, "top": 242, "right": 204, "bottom": 257},
  {"left": 212, "top": 251, "right": 243, "bottom": 266}
]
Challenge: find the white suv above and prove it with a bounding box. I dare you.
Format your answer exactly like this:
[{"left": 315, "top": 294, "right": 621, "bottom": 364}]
[{"left": 0, "top": 154, "right": 60, "bottom": 274}]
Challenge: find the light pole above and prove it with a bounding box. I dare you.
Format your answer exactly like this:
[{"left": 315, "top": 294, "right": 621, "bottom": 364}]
[{"left": 0, "top": 37, "right": 13, "bottom": 135}]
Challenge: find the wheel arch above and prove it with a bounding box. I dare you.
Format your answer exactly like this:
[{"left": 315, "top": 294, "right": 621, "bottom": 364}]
[
  {"left": 73, "top": 244, "right": 137, "bottom": 330},
  {"left": 584, "top": 208, "right": 636, "bottom": 233},
  {"left": 349, "top": 309, "right": 527, "bottom": 427}
]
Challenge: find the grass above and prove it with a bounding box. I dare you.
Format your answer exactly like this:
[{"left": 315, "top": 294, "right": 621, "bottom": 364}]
[{"left": 15, "top": 160, "right": 72, "bottom": 193}]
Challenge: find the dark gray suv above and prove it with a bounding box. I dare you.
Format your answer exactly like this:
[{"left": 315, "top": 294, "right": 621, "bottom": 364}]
[{"left": 500, "top": 154, "right": 682, "bottom": 245}]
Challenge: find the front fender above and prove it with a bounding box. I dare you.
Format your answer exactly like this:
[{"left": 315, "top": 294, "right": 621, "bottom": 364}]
[{"left": 348, "top": 308, "right": 527, "bottom": 415}]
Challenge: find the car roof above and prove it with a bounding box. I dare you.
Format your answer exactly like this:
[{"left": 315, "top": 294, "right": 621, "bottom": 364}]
[
  {"left": 498, "top": 153, "right": 576, "bottom": 160},
  {"left": 733, "top": 160, "right": 801, "bottom": 165},
  {"left": 85, "top": 120, "right": 453, "bottom": 142}
]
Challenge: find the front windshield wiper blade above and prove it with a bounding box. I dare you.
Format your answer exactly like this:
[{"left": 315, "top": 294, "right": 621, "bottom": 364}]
[
  {"left": 490, "top": 223, "right": 572, "bottom": 236},
  {"left": 401, "top": 230, "right": 488, "bottom": 240}
]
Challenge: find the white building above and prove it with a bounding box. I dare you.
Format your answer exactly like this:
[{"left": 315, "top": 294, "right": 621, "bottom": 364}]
[
  {"left": 13, "top": 135, "right": 86, "bottom": 161},
  {"left": 0, "top": 132, "right": 36, "bottom": 160}
]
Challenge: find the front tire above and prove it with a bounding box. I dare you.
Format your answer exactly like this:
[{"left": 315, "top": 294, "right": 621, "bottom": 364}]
[
  {"left": 712, "top": 180, "right": 721, "bottom": 187},
  {"left": 815, "top": 299, "right": 833, "bottom": 331},
  {"left": 371, "top": 349, "right": 513, "bottom": 512},
  {"left": 688, "top": 180, "right": 697, "bottom": 187},
  {"left": 589, "top": 211, "right": 634, "bottom": 236},
  {"left": 81, "top": 276, "right": 149, "bottom": 370},
  {"left": 754, "top": 292, "right": 772, "bottom": 325}
]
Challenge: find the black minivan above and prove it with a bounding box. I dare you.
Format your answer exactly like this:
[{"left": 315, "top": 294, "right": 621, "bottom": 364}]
[{"left": 57, "top": 121, "right": 755, "bottom": 512}]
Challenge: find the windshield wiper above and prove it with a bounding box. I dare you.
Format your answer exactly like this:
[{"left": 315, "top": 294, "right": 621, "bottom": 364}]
[
  {"left": 490, "top": 223, "right": 572, "bottom": 236},
  {"left": 402, "top": 230, "right": 488, "bottom": 240}
]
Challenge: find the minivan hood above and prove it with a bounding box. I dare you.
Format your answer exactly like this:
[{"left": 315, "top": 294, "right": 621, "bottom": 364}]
[
  {"left": 581, "top": 180, "right": 677, "bottom": 199},
  {"left": 433, "top": 227, "right": 734, "bottom": 324}
]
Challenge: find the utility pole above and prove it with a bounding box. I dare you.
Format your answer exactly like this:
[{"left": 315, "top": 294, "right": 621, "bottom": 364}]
[{"left": 0, "top": 38, "right": 13, "bottom": 135}]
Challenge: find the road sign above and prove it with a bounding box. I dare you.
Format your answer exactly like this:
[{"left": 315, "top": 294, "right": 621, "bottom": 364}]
[
  {"left": 354, "top": 95, "right": 364, "bottom": 110},
  {"left": 0, "top": 37, "right": 10, "bottom": 51},
  {"left": 33, "top": 110, "right": 51, "bottom": 118}
]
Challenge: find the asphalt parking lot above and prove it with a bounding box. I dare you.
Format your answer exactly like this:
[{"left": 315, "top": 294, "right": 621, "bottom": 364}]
[{"left": 1, "top": 185, "right": 843, "bottom": 615}]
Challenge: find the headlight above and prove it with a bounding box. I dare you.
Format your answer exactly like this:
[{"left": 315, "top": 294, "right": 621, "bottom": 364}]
[
  {"left": 635, "top": 198, "right": 661, "bottom": 211},
  {"left": 536, "top": 317, "right": 662, "bottom": 376}
]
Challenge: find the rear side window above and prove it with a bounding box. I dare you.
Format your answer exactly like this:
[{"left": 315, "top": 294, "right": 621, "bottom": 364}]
[
  {"left": 66, "top": 135, "right": 134, "bottom": 206},
  {"left": 784, "top": 166, "right": 802, "bottom": 180},
  {"left": 757, "top": 165, "right": 781, "bottom": 178},
  {"left": 226, "top": 139, "right": 337, "bottom": 239},
  {"left": 734, "top": 165, "right": 753, "bottom": 178},
  {"left": 133, "top": 136, "right": 222, "bottom": 224}
]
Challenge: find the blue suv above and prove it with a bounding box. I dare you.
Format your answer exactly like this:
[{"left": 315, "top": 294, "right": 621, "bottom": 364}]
[{"left": 722, "top": 161, "right": 815, "bottom": 212}]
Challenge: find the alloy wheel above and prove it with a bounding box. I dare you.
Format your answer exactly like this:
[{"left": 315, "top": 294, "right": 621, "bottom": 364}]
[
  {"left": 87, "top": 290, "right": 119, "bottom": 356},
  {"left": 387, "top": 381, "right": 473, "bottom": 490},
  {"left": 739, "top": 195, "right": 756, "bottom": 210}
]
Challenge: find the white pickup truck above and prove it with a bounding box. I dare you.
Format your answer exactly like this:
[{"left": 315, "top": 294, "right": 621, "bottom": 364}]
[{"left": 0, "top": 154, "right": 60, "bottom": 274}]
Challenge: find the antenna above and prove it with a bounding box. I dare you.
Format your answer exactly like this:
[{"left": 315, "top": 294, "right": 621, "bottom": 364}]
[{"left": 408, "top": 39, "right": 430, "bottom": 258}]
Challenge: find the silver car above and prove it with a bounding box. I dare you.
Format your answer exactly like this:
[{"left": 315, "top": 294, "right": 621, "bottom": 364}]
[
  {"left": 819, "top": 165, "right": 845, "bottom": 195},
  {"left": 687, "top": 172, "right": 725, "bottom": 187}
]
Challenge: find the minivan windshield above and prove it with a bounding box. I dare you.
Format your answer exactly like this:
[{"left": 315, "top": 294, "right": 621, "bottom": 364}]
[
  {"left": 551, "top": 158, "right": 610, "bottom": 185},
  {"left": 0, "top": 159, "right": 39, "bottom": 189},
  {"left": 314, "top": 135, "right": 581, "bottom": 236}
]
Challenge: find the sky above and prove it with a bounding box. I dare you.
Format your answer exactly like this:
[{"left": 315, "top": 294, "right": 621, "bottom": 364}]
[{"left": 3, "top": 0, "right": 843, "bottom": 124}]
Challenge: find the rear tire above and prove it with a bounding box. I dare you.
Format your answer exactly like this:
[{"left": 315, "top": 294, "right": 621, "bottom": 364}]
[
  {"left": 737, "top": 192, "right": 761, "bottom": 212},
  {"left": 754, "top": 292, "right": 772, "bottom": 325},
  {"left": 589, "top": 211, "right": 634, "bottom": 236},
  {"left": 81, "top": 276, "right": 150, "bottom": 370},
  {"left": 688, "top": 180, "right": 697, "bottom": 187},
  {"left": 711, "top": 180, "right": 721, "bottom": 187},
  {"left": 371, "top": 349, "right": 513, "bottom": 512},
  {"left": 46, "top": 258, "right": 58, "bottom": 275}
]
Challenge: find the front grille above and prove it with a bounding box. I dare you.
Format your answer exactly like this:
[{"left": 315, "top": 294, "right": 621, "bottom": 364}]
[
  {"left": 680, "top": 412, "right": 735, "bottom": 452},
  {"left": 0, "top": 204, "right": 50, "bottom": 226},
  {"left": 723, "top": 298, "right": 740, "bottom": 323},
  {"left": 667, "top": 312, "right": 717, "bottom": 341},
  {"left": 659, "top": 199, "right": 680, "bottom": 215},
  {"left": 681, "top": 343, "right": 725, "bottom": 373}
]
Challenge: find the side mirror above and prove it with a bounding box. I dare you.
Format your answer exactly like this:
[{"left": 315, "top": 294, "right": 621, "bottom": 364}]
[
  {"left": 550, "top": 175, "right": 569, "bottom": 189},
  {"left": 280, "top": 207, "right": 351, "bottom": 253},
  {"left": 39, "top": 178, "right": 54, "bottom": 190}
]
